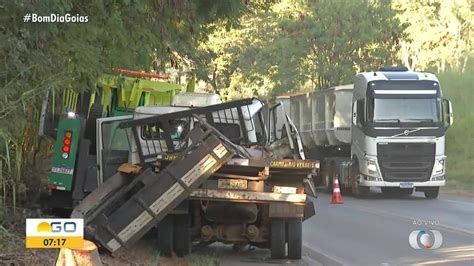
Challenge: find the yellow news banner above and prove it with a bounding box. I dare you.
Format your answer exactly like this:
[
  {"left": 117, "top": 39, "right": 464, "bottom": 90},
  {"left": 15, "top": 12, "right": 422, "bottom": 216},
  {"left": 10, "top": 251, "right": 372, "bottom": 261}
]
[
  {"left": 26, "top": 218, "right": 84, "bottom": 249},
  {"left": 26, "top": 236, "right": 84, "bottom": 248}
]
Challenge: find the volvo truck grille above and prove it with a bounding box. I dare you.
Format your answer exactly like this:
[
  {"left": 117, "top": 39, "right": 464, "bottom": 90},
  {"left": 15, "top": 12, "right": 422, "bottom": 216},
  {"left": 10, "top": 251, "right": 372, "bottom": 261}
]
[{"left": 377, "top": 143, "right": 435, "bottom": 182}]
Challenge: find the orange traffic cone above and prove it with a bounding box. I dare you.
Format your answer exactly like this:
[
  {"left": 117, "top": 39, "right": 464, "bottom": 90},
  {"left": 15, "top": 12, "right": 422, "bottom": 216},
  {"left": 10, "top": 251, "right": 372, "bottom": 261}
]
[{"left": 331, "top": 174, "right": 344, "bottom": 204}]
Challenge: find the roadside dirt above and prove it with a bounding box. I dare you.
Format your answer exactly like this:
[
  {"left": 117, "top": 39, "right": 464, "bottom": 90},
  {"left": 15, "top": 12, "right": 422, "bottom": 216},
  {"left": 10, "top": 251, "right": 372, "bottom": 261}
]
[
  {"left": 1, "top": 230, "right": 314, "bottom": 265},
  {"left": 0, "top": 207, "right": 314, "bottom": 265},
  {"left": 441, "top": 188, "right": 474, "bottom": 198}
]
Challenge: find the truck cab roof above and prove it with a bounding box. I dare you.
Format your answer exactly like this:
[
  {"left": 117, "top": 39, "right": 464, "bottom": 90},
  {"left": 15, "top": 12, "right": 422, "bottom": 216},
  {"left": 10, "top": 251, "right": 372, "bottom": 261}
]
[
  {"left": 134, "top": 106, "right": 189, "bottom": 118},
  {"left": 171, "top": 92, "right": 221, "bottom": 107},
  {"left": 133, "top": 92, "right": 222, "bottom": 119},
  {"left": 356, "top": 69, "right": 440, "bottom": 83}
]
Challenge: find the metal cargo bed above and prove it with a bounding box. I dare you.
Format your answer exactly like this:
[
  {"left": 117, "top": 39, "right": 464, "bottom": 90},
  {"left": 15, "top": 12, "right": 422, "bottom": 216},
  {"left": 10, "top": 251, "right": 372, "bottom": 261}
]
[{"left": 72, "top": 124, "right": 235, "bottom": 252}]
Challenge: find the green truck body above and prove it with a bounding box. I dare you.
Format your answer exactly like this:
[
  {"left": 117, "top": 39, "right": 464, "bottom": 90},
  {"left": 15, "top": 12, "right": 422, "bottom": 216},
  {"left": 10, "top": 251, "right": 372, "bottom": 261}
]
[
  {"left": 49, "top": 119, "right": 81, "bottom": 190},
  {"left": 44, "top": 70, "right": 184, "bottom": 208}
]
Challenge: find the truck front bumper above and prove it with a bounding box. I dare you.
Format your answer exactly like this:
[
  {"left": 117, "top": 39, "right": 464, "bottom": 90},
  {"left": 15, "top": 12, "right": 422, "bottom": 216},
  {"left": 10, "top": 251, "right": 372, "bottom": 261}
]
[
  {"left": 189, "top": 188, "right": 307, "bottom": 204},
  {"left": 358, "top": 178, "right": 445, "bottom": 187}
]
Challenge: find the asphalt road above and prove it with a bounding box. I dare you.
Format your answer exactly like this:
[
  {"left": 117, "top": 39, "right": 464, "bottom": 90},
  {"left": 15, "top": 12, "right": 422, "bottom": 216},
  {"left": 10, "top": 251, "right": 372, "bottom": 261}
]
[{"left": 303, "top": 189, "right": 474, "bottom": 265}]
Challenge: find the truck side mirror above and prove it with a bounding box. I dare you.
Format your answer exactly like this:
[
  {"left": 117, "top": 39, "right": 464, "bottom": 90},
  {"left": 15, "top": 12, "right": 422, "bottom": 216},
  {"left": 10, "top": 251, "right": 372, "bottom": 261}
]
[
  {"left": 352, "top": 101, "right": 358, "bottom": 125},
  {"left": 352, "top": 100, "right": 365, "bottom": 126},
  {"left": 443, "top": 99, "right": 453, "bottom": 128}
]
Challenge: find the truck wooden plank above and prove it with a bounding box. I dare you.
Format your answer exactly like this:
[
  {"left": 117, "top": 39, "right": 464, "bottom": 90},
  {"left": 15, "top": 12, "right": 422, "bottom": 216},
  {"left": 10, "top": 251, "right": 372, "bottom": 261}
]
[{"left": 72, "top": 124, "right": 235, "bottom": 252}]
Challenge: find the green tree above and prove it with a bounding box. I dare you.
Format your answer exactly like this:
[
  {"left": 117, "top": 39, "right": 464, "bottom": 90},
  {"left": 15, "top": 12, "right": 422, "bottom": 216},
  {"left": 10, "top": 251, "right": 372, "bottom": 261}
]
[
  {"left": 0, "top": 0, "right": 255, "bottom": 207},
  {"left": 197, "top": 0, "right": 403, "bottom": 98},
  {"left": 393, "top": 0, "right": 473, "bottom": 72}
]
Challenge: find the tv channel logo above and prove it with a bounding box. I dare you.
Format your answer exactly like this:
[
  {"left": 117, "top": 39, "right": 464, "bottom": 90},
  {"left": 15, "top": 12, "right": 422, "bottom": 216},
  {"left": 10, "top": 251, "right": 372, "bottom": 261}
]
[
  {"left": 409, "top": 230, "right": 443, "bottom": 249},
  {"left": 26, "top": 218, "right": 83, "bottom": 248}
]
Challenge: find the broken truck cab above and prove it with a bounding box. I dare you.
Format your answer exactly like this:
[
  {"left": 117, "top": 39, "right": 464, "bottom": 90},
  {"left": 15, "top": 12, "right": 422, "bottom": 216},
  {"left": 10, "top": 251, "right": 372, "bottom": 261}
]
[{"left": 73, "top": 98, "right": 318, "bottom": 260}]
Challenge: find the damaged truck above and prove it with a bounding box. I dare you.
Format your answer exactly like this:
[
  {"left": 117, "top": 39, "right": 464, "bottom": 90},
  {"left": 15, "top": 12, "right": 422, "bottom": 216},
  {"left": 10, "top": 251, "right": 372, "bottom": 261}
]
[{"left": 72, "top": 97, "right": 318, "bottom": 260}]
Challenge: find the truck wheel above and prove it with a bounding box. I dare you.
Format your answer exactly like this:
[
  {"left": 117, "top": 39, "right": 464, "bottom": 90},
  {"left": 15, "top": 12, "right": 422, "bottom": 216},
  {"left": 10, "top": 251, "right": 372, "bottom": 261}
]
[
  {"left": 270, "top": 218, "right": 286, "bottom": 259},
  {"left": 323, "top": 168, "right": 333, "bottom": 194},
  {"left": 424, "top": 187, "right": 439, "bottom": 199},
  {"left": 352, "top": 183, "right": 369, "bottom": 198},
  {"left": 351, "top": 163, "right": 369, "bottom": 198},
  {"left": 287, "top": 218, "right": 302, "bottom": 260},
  {"left": 174, "top": 214, "right": 191, "bottom": 257},
  {"left": 157, "top": 215, "right": 174, "bottom": 257}
]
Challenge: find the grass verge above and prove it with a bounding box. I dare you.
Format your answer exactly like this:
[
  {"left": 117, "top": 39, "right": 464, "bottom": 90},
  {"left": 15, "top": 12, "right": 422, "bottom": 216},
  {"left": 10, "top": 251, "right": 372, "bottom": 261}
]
[{"left": 438, "top": 68, "right": 474, "bottom": 196}]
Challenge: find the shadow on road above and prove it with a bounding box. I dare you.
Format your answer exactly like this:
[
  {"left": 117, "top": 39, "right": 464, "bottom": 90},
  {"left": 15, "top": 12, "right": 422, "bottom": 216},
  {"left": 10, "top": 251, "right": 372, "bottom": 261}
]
[{"left": 318, "top": 187, "right": 432, "bottom": 201}]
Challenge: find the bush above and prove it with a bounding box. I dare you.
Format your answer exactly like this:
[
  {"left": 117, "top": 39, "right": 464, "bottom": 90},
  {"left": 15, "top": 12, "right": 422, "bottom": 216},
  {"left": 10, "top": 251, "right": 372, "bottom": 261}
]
[{"left": 438, "top": 67, "right": 474, "bottom": 192}]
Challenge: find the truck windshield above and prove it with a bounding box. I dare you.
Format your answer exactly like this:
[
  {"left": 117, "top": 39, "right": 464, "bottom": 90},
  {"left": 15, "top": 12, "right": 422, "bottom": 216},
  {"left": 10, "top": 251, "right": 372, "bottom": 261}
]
[
  {"left": 142, "top": 119, "right": 189, "bottom": 140},
  {"left": 369, "top": 98, "right": 441, "bottom": 123}
]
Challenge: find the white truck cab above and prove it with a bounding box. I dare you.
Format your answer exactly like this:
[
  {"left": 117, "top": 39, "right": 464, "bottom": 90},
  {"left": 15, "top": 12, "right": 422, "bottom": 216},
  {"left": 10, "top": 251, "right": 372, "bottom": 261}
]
[
  {"left": 285, "top": 67, "right": 453, "bottom": 199},
  {"left": 351, "top": 67, "right": 453, "bottom": 198},
  {"left": 96, "top": 93, "right": 221, "bottom": 182},
  {"left": 96, "top": 93, "right": 268, "bottom": 179}
]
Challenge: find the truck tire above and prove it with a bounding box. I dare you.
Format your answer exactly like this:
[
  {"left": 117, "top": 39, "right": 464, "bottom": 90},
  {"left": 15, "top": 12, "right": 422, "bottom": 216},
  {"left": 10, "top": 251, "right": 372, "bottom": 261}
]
[
  {"left": 424, "top": 187, "right": 439, "bottom": 199},
  {"left": 157, "top": 215, "right": 174, "bottom": 257},
  {"left": 323, "top": 166, "right": 333, "bottom": 193},
  {"left": 351, "top": 162, "right": 369, "bottom": 198},
  {"left": 270, "top": 218, "right": 286, "bottom": 259},
  {"left": 174, "top": 214, "right": 191, "bottom": 257},
  {"left": 287, "top": 218, "right": 302, "bottom": 260}
]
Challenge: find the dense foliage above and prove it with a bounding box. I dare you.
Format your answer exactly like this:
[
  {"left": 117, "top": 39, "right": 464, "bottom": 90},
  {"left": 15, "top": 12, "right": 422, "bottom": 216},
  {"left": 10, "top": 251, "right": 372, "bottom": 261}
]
[
  {"left": 393, "top": 0, "right": 472, "bottom": 72},
  {"left": 196, "top": 0, "right": 403, "bottom": 98},
  {"left": 0, "top": 0, "right": 257, "bottom": 207}
]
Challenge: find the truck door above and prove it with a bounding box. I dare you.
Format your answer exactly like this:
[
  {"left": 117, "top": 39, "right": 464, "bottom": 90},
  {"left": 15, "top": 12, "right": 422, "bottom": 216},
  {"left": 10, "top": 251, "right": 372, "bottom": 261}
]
[
  {"left": 96, "top": 115, "right": 133, "bottom": 184},
  {"left": 285, "top": 114, "right": 306, "bottom": 160},
  {"left": 268, "top": 101, "right": 305, "bottom": 160}
]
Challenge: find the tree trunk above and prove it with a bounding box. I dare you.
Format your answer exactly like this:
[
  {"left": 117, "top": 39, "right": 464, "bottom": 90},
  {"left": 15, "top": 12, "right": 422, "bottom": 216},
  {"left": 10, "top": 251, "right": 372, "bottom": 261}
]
[
  {"left": 462, "top": 55, "right": 469, "bottom": 73},
  {"left": 211, "top": 65, "right": 218, "bottom": 94}
]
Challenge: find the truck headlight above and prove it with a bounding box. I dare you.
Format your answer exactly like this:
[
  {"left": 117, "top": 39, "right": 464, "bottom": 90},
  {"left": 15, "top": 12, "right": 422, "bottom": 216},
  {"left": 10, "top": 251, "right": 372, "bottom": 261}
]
[
  {"left": 67, "top": 111, "right": 76, "bottom": 118},
  {"left": 434, "top": 159, "right": 445, "bottom": 175},
  {"left": 367, "top": 159, "right": 378, "bottom": 176}
]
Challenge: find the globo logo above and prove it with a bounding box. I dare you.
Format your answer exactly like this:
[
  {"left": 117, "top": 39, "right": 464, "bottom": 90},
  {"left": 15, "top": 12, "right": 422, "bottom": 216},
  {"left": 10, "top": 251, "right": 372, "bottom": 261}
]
[
  {"left": 409, "top": 230, "right": 443, "bottom": 249},
  {"left": 36, "top": 221, "right": 77, "bottom": 233}
]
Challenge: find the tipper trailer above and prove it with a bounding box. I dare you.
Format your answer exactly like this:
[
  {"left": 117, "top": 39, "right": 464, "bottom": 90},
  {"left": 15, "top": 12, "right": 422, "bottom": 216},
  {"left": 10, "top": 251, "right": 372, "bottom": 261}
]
[
  {"left": 72, "top": 98, "right": 318, "bottom": 259},
  {"left": 285, "top": 67, "right": 453, "bottom": 198}
]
